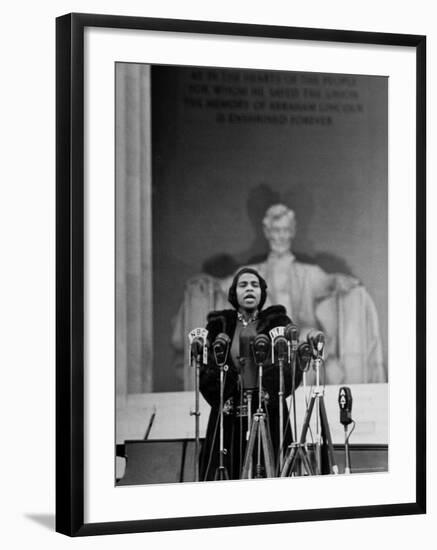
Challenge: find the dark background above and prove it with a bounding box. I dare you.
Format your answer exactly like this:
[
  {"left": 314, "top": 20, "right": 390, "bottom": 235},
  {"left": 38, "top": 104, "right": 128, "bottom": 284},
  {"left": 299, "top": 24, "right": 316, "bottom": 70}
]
[{"left": 151, "top": 65, "right": 388, "bottom": 391}]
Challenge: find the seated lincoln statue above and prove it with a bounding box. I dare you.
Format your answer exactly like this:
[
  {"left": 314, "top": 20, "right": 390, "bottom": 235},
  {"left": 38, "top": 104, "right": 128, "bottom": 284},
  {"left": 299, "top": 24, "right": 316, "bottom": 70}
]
[{"left": 172, "top": 204, "right": 385, "bottom": 389}]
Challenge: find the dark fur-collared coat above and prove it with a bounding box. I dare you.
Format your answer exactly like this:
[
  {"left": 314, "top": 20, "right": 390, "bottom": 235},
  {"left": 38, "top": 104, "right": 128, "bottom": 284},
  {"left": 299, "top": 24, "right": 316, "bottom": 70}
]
[{"left": 199, "top": 305, "right": 302, "bottom": 481}]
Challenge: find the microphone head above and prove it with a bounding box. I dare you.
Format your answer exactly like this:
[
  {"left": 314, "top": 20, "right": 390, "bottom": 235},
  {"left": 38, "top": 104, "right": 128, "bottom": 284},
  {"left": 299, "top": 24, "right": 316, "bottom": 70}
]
[
  {"left": 297, "top": 342, "right": 312, "bottom": 372},
  {"left": 338, "top": 386, "right": 353, "bottom": 425},
  {"left": 212, "top": 332, "right": 231, "bottom": 367},
  {"left": 214, "top": 332, "right": 231, "bottom": 346},
  {"left": 252, "top": 334, "right": 270, "bottom": 365},
  {"left": 188, "top": 327, "right": 209, "bottom": 364},
  {"left": 190, "top": 337, "right": 204, "bottom": 358},
  {"left": 285, "top": 323, "right": 299, "bottom": 342},
  {"left": 213, "top": 333, "right": 231, "bottom": 366},
  {"left": 307, "top": 329, "right": 325, "bottom": 356},
  {"left": 273, "top": 335, "right": 288, "bottom": 362}
]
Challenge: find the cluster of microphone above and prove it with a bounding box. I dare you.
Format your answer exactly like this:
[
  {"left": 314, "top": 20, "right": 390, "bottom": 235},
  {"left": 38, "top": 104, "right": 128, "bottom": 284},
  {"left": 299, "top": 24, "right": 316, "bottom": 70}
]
[
  {"left": 212, "top": 331, "right": 275, "bottom": 369},
  {"left": 217, "top": 328, "right": 354, "bottom": 425},
  {"left": 190, "top": 323, "right": 355, "bottom": 476},
  {"left": 191, "top": 324, "right": 329, "bottom": 370},
  {"left": 192, "top": 326, "right": 353, "bottom": 418},
  {"left": 207, "top": 324, "right": 328, "bottom": 371},
  {"left": 294, "top": 329, "right": 325, "bottom": 372}
]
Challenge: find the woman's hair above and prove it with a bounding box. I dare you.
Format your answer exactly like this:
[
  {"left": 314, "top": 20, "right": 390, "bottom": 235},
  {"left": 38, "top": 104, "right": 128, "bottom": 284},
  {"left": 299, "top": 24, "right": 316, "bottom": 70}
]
[{"left": 227, "top": 267, "right": 268, "bottom": 310}]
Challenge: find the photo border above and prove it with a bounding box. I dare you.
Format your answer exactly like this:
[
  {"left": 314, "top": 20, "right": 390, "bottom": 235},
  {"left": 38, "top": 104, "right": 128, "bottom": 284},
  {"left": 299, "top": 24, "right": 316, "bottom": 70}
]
[{"left": 56, "top": 12, "right": 426, "bottom": 536}]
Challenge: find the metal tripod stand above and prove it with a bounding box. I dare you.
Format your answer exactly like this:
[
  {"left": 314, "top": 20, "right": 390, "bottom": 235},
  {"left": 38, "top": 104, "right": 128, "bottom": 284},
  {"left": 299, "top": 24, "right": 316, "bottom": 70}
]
[
  {"left": 281, "top": 351, "right": 338, "bottom": 477},
  {"left": 241, "top": 334, "right": 275, "bottom": 479}
]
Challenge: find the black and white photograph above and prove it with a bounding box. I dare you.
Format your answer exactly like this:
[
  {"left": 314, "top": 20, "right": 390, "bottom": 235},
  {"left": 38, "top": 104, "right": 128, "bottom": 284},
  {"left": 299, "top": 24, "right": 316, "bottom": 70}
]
[
  {"left": 1, "top": 0, "right": 432, "bottom": 546},
  {"left": 115, "top": 63, "right": 389, "bottom": 486},
  {"left": 53, "top": 10, "right": 425, "bottom": 537}
]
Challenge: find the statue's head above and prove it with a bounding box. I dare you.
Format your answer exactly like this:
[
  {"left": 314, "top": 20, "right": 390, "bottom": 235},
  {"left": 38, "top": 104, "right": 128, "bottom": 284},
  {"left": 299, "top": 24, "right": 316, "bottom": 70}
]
[{"left": 262, "top": 204, "right": 296, "bottom": 255}]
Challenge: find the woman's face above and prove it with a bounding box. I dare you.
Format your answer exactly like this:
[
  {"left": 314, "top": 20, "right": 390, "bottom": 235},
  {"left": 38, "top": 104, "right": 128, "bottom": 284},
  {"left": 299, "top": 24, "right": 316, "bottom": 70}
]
[{"left": 236, "top": 272, "right": 262, "bottom": 311}]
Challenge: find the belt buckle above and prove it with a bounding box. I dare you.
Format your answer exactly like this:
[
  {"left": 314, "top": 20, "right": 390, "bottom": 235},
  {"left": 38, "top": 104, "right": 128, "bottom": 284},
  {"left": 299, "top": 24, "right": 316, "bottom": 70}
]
[{"left": 223, "top": 397, "right": 234, "bottom": 415}]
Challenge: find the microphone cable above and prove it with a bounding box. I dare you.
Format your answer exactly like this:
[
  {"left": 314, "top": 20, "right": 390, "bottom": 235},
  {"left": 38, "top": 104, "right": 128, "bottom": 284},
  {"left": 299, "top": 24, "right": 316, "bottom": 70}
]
[{"left": 345, "top": 420, "right": 356, "bottom": 444}]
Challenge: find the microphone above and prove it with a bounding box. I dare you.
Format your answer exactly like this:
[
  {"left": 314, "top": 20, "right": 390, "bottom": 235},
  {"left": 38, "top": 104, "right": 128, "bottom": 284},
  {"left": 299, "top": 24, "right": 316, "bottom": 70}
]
[
  {"left": 252, "top": 334, "right": 270, "bottom": 365},
  {"left": 297, "top": 342, "right": 312, "bottom": 372},
  {"left": 339, "top": 386, "right": 354, "bottom": 474},
  {"left": 307, "top": 329, "right": 325, "bottom": 357},
  {"left": 213, "top": 333, "right": 231, "bottom": 367},
  {"left": 338, "top": 387, "right": 353, "bottom": 426},
  {"left": 269, "top": 327, "right": 288, "bottom": 364},
  {"left": 273, "top": 335, "right": 288, "bottom": 363},
  {"left": 188, "top": 327, "right": 208, "bottom": 364},
  {"left": 270, "top": 328, "right": 289, "bottom": 467},
  {"left": 191, "top": 337, "right": 204, "bottom": 357},
  {"left": 188, "top": 327, "right": 209, "bottom": 481},
  {"left": 285, "top": 323, "right": 299, "bottom": 351}
]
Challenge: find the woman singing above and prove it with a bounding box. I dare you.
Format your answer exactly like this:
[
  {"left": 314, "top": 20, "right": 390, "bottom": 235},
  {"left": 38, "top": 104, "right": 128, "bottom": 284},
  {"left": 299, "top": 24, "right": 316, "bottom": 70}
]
[{"left": 199, "top": 267, "right": 302, "bottom": 481}]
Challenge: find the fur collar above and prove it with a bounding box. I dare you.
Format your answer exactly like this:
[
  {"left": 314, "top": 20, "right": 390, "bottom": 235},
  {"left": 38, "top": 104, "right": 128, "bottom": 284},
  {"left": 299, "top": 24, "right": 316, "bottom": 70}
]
[{"left": 206, "top": 305, "right": 287, "bottom": 341}]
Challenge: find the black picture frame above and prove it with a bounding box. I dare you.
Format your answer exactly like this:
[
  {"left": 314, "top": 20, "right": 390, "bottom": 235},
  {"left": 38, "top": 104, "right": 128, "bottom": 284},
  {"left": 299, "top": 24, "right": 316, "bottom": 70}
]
[{"left": 56, "top": 12, "right": 426, "bottom": 537}]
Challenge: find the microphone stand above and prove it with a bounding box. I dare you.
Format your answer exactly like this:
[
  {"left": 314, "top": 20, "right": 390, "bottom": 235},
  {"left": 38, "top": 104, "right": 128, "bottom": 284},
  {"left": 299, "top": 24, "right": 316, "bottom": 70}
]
[
  {"left": 338, "top": 386, "right": 354, "bottom": 474},
  {"left": 246, "top": 389, "right": 253, "bottom": 479},
  {"left": 271, "top": 330, "right": 289, "bottom": 473},
  {"left": 344, "top": 425, "right": 351, "bottom": 474},
  {"left": 284, "top": 324, "right": 300, "bottom": 451},
  {"left": 188, "top": 328, "right": 208, "bottom": 482},
  {"left": 289, "top": 337, "right": 298, "bottom": 445},
  {"left": 211, "top": 333, "right": 231, "bottom": 481},
  {"left": 256, "top": 354, "right": 265, "bottom": 478},
  {"left": 313, "top": 355, "right": 323, "bottom": 474},
  {"left": 214, "top": 362, "right": 230, "bottom": 480},
  {"left": 241, "top": 350, "right": 275, "bottom": 479},
  {"left": 281, "top": 347, "right": 338, "bottom": 478},
  {"left": 278, "top": 356, "right": 284, "bottom": 472},
  {"left": 342, "top": 420, "right": 356, "bottom": 474},
  {"left": 190, "top": 349, "right": 201, "bottom": 482}
]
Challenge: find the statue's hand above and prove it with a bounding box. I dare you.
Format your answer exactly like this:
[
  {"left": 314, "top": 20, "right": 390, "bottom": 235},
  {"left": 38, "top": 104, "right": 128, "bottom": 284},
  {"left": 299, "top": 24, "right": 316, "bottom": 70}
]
[{"left": 334, "top": 274, "right": 360, "bottom": 294}]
